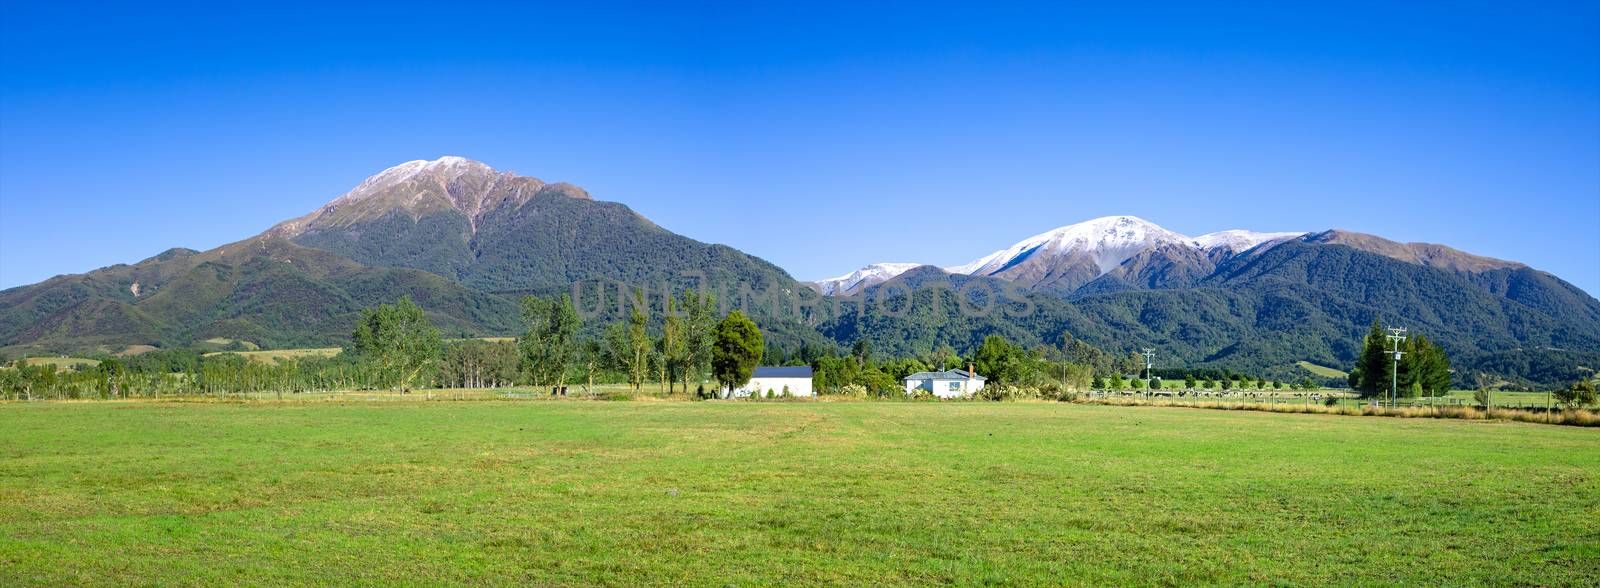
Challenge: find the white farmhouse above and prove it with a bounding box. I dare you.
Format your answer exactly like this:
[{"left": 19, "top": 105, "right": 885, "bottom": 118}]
[
  {"left": 903, "top": 368, "right": 986, "bottom": 399},
  {"left": 730, "top": 366, "right": 814, "bottom": 398}
]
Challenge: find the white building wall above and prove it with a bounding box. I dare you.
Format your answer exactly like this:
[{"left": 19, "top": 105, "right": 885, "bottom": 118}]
[
  {"left": 906, "top": 377, "right": 985, "bottom": 399},
  {"left": 733, "top": 377, "right": 814, "bottom": 398}
]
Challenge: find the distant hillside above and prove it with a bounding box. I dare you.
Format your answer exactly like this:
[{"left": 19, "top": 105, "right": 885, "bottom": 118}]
[
  {"left": 0, "top": 157, "right": 829, "bottom": 357},
  {"left": 819, "top": 239, "right": 1600, "bottom": 387}
]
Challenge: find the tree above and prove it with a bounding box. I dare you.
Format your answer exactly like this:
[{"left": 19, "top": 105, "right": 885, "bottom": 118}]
[
  {"left": 813, "top": 354, "right": 861, "bottom": 394},
  {"left": 974, "top": 335, "right": 1024, "bottom": 386},
  {"left": 1553, "top": 379, "right": 1597, "bottom": 409},
  {"left": 350, "top": 297, "right": 442, "bottom": 391},
  {"left": 604, "top": 296, "right": 653, "bottom": 393},
  {"left": 1352, "top": 320, "right": 1392, "bottom": 398},
  {"left": 442, "top": 339, "right": 517, "bottom": 389},
  {"left": 712, "top": 311, "right": 763, "bottom": 397},
  {"left": 517, "top": 294, "right": 580, "bottom": 389},
  {"left": 1473, "top": 373, "right": 1494, "bottom": 408},
  {"left": 660, "top": 295, "right": 687, "bottom": 395},
  {"left": 852, "top": 339, "right": 872, "bottom": 365},
  {"left": 679, "top": 290, "right": 718, "bottom": 393},
  {"left": 1062, "top": 363, "right": 1094, "bottom": 391},
  {"left": 1184, "top": 373, "right": 1197, "bottom": 390},
  {"left": 1408, "top": 334, "right": 1452, "bottom": 397}
]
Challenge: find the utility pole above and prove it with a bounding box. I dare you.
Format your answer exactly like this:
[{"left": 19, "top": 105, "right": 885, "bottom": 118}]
[
  {"left": 1386, "top": 327, "right": 1407, "bottom": 410},
  {"left": 1142, "top": 348, "right": 1155, "bottom": 398}
]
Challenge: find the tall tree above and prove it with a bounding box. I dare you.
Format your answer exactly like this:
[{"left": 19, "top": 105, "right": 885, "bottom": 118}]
[
  {"left": 661, "top": 295, "right": 687, "bottom": 394},
  {"left": 712, "top": 311, "right": 764, "bottom": 397},
  {"left": 974, "top": 335, "right": 1024, "bottom": 385},
  {"left": 679, "top": 290, "right": 717, "bottom": 394},
  {"left": 350, "top": 297, "right": 442, "bottom": 391},
  {"left": 518, "top": 294, "right": 580, "bottom": 389},
  {"left": 1352, "top": 320, "right": 1393, "bottom": 398}
]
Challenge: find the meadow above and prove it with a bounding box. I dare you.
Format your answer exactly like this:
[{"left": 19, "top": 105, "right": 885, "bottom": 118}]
[{"left": 1, "top": 400, "right": 1596, "bottom": 586}]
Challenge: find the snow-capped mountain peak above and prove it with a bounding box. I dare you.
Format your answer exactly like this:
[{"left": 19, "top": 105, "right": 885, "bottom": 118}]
[
  {"left": 947, "top": 215, "right": 1192, "bottom": 277},
  {"left": 812, "top": 262, "right": 924, "bottom": 296},
  {"left": 1193, "top": 230, "right": 1306, "bottom": 254}
]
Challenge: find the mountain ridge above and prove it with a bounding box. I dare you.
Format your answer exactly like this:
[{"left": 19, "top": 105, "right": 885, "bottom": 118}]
[{"left": 2, "top": 157, "right": 1594, "bottom": 387}]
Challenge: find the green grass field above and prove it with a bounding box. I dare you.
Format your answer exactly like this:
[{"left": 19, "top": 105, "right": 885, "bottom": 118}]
[
  {"left": 201, "top": 347, "right": 342, "bottom": 364},
  {"left": 9, "top": 357, "right": 101, "bottom": 371},
  {"left": 1295, "top": 361, "right": 1347, "bottom": 378},
  {"left": 1, "top": 401, "right": 1596, "bottom": 586},
  {"left": 199, "top": 337, "right": 261, "bottom": 351}
]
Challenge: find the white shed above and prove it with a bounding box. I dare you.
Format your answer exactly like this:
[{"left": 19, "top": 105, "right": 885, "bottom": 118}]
[
  {"left": 903, "top": 368, "right": 986, "bottom": 399},
  {"left": 730, "top": 366, "right": 814, "bottom": 398}
]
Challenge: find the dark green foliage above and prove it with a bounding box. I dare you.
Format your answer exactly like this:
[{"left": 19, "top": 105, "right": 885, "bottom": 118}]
[
  {"left": 712, "top": 311, "right": 763, "bottom": 395},
  {"left": 0, "top": 237, "right": 521, "bottom": 354},
  {"left": 1352, "top": 321, "right": 1391, "bottom": 398},
  {"left": 1553, "top": 379, "right": 1598, "bottom": 408},
  {"left": 974, "top": 335, "right": 1026, "bottom": 387},
  {"left": 821, "top": 241, "right": 1599, "bottom": 389}
]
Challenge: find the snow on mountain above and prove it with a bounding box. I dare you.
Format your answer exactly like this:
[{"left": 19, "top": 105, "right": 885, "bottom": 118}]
[
  {"left": 1193, "top": 230, "right": 1306, "bottom": 254},
  {"left": 336, "top": 156, "right": 495, "bottom": 205},
  {"left": 813, "top": 262, "right": 924, "bottom": 296},
  {"left": 946, "top": 216, "right": 1193, "bottom": 277},
  {"left": 815, "top": 216, "right": 1307, "bottom": 295}
]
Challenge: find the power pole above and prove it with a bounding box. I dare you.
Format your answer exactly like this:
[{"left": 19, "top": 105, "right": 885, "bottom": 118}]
[
  {"left": 1386, "top": 327, "right": 1407, "bottom": 409},
  {"left": 1142, "top": 348, "right": 1155, "bottom": 398}
]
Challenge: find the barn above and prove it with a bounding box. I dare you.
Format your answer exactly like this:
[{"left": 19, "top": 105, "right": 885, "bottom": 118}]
[{"left": 730, "top": 366, "right": 814, "bottom": 398}]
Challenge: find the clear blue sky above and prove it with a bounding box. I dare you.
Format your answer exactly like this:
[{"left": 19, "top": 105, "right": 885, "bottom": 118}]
[{"left": 3, "top": 1, "right": 1597, "bottom": 293}]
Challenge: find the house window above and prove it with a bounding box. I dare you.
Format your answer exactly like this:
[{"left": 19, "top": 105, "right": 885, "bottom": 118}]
[{"left": 948, "top": 381, "right": 961, "bottom": 391}]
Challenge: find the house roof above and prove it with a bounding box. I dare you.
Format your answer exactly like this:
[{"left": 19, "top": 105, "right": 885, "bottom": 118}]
[
  {"left": 753, "top": 366, "right": 813, "bottom": 378},
  {"left": 903, "top": 369, "right": 987, "bottom": 382}
]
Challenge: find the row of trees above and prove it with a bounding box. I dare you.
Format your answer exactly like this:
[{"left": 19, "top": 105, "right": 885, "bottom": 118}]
[{"left": 400, "top": 292, "right": 763, "bottom": 397}]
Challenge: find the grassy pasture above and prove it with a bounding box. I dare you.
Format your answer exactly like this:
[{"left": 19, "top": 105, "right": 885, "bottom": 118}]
[
  {"left": 199, "top": 337, "right": 260, "bottom": 351},
  {"left": 201, "top": 347, "right": 341, "bottom": 364},
  {"left": 1295, "top": 360, "right": 1348, "bottom": 378},
  {"left": 1, "top": 401, "right": 1596, "bottom": 586},
  {"left": 9, "top": 357, "right": 101, "bottom": 371}
]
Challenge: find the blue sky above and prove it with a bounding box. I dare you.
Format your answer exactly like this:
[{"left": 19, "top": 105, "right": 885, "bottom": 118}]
[{"left": 2, "top": 1, "right": 1597, "bottom": 294}]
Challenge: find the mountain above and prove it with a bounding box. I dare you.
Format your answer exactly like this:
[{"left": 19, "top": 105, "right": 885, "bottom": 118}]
[
  {"left": 272, "top": 157, "right": 798, "bottom": 296},
  {"left": 813, "top": 263, "right": 928, "bottom": 296},
  {"left": 0, "top": 234, "right": 523, "bottom": 355},
  {"left": 815, "top": 216, "right": 1309, "bottom": 295},
  {"left": 4, "top": 158, "right": 1595, "bottom": 387},
  {"left": 815, "top": 216, "right": 1600, "bottom": 387},
  {"left": 0, "top": 157, "right": 826, "bottom": 356}
]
